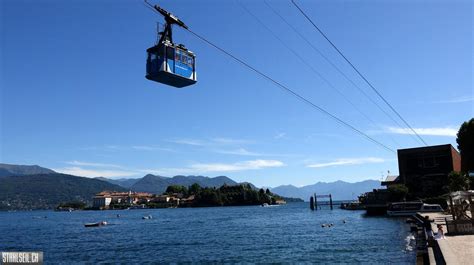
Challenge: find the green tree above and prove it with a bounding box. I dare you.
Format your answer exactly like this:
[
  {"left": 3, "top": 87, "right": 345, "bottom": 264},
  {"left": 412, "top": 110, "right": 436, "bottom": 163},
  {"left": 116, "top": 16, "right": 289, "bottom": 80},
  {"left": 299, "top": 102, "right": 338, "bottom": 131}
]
[
  {"left": 265, "top": 188, "right": 271, "bottom": 195},
  {"left": 448, "top": 171, "right": 470, "bottom": 192},
  {"left": 387, "top": 184, "right": 409, "bottom": 202},
  {"left": 196, "top": 188, "right": 222, "bottom": 206},
  {"left": 457, "top": 118, "right": 474, "bottom": 173},
  {"left": 189, "top": 183, "right": 201, "bottom": 195},
  {"left": 165, "top": 185, "right": 188, "bottom": 195}
]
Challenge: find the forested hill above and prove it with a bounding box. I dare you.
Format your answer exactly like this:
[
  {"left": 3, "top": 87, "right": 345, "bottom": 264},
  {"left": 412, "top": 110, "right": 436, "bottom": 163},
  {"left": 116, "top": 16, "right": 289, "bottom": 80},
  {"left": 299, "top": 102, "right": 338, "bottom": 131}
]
[
  {"left": 0, "top": 163, "right": 56, "bottom": 177},
  {"left": 0, "top": 173, "right": 126, "bottom": 210}
]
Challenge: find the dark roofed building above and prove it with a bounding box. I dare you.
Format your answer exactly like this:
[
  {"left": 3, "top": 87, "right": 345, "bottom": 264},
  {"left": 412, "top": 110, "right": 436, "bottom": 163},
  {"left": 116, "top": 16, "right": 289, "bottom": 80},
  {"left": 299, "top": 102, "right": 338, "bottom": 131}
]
[{"left": 397, "top": 144, "right": 461, "bottom": 198}]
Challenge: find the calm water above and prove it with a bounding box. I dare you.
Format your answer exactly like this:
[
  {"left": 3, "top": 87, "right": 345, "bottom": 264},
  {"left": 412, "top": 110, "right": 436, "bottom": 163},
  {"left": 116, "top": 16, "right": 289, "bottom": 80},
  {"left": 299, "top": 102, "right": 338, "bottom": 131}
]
[{"left": 0, "top": 203, "right": 415, "bottom": 263}]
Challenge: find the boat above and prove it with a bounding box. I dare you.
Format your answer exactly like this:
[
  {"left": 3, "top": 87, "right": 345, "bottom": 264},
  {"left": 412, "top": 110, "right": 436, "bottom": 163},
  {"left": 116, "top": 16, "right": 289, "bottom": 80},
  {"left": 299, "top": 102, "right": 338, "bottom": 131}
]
[
  {"left": 387, "top": 202, "right": 443, "bottom": 216},
  {"left": 84, "top": 221, "right": 107, "bottom": 227},
  {"left": 340, "top": 201, "right": 365, "bottom": 210},
  {"left": 261, "top": 203, "right": 280, "bottom": 207},
  {"left": 142, "top": 215, "right": 152, "bottom": 220}
]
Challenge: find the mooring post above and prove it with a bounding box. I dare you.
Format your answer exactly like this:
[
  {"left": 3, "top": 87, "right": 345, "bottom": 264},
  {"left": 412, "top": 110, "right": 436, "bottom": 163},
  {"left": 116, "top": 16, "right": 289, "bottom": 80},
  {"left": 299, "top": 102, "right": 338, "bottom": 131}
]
[
  {"left": 310, "top": 196, "right": 315, "bottom": 211},
  {"left": 329, "top": 194, "right": 333, "bottom": 210},
  {"left": 314, "top": 193, "right": 318, "bottom": 211}
]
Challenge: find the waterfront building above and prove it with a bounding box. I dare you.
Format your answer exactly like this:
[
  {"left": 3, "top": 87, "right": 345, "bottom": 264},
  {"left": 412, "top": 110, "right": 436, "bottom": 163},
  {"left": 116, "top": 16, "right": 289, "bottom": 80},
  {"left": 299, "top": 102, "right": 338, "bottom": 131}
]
[
  {"left": 382, "top": 144, "right": 461, "bottom": 198},
  {"left": 381, "top": 175, "right": 400, "bottom": 189},
  {"left": 150, "top": 195, "right": 180, "bottom": 208},
  {"left": 92, "top": 196, "right": 112, "bottom": 208},
  {"left": 93, "top": 191, "right": 154, "bottom": 209},
  {"left": 397, "top": 144, "right": 461, "bottom": 198}
]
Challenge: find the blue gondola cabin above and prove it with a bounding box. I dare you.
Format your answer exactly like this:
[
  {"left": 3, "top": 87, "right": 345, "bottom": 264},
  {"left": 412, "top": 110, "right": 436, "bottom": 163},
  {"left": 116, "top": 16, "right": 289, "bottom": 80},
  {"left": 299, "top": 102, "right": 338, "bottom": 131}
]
[{"left": 146, "top": 41, "right": 197, "bottom": 88}]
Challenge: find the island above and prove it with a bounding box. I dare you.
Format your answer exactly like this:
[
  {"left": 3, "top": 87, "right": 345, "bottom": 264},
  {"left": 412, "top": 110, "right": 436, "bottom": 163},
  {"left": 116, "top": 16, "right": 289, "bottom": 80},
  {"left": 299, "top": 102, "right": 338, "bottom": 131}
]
[{"left": 88, "top": 183, "right": 303, "bottom": 210}]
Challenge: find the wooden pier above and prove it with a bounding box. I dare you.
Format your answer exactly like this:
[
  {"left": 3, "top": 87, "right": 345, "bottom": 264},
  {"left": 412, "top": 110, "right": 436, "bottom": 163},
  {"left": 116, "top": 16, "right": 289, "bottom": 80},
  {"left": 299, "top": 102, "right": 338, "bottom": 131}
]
[{"left": 310, "top": 193, "right": 333, "bottom": 210}]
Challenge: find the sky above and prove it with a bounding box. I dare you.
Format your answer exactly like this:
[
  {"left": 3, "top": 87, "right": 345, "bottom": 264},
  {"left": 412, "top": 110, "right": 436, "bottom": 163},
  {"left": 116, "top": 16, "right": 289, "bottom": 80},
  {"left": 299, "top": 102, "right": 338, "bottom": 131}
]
[{"left": 1, "top": 0, "right": 472, "bottom": 187}]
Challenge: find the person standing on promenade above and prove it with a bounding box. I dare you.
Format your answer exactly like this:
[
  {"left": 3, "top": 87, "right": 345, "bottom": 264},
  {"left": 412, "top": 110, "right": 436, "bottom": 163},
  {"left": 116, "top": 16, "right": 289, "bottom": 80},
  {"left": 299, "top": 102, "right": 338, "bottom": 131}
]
[{"left": 436, "top": 224, "right": 446, "bottom": 240}]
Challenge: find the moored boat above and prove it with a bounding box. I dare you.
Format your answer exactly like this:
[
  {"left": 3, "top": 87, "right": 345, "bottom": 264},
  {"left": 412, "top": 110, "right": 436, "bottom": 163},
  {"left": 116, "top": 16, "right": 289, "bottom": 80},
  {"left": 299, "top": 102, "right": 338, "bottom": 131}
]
[{"left": 387, "top": 202, "right": 443, "bottom": 217}]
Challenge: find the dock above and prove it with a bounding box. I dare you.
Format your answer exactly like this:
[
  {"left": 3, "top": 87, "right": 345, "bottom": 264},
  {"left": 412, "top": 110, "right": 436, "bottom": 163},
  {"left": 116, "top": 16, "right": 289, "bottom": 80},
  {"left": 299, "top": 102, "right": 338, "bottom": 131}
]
[{"left": 422, "top": 212, "right": 474, "bottom": 265}]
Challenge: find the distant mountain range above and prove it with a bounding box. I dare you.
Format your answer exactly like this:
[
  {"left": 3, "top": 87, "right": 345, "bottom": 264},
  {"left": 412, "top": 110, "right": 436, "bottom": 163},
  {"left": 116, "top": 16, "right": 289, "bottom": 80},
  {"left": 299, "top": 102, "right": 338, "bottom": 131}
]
[
  {"left": 0, "top": 164, "right": 247, "bottom": 210},
  {"left": 96, "top": 174, "right": 238, "bottom": 194},
  {"left": 0, "top": 163, "right": 55, "bottom": 177},
  {"left": 0, "top": 163, "right": 381, "bottom": 209},
  {"left": 271, "top": 180, "right": 382, "bottom": 201},
  {"left": 94, "top": 177, "right": 139, "bottom": 188}
]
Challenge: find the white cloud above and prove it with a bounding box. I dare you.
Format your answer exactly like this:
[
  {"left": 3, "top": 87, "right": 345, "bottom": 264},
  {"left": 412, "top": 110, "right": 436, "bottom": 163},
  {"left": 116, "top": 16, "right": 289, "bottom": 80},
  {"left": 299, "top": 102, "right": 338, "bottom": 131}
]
[
  {"left": 105, "top": 145, "right": 120, "bottom": 150},
  {"left": 168, "top": 137, "right": 252, "bottom": 147},
  {"left": 307, "top": 157, "right": 385, "bottom": 168},
  {"left": 132, "top": 145, "right": 155, "bottom": 151},
  {"left": 386, "top": 126, "right": 457, "bottom": 137},
  {"left": 167, "top": 138, "right": 205, "bottom": 146},
  {"left": 211, "top": 137, "right": 253, "bottom": 145},
  {"left": 66, "top": 160, "right": 122, "bottom": 168},
  {"left": 434, "top": 96, "right": 473, "bottom": 104},
  {"left": 274, "top": 132, "right": 286, "bottom": 139},
  {"left": 57, "top": 157, "right": 285, "bottom": 178},
  {"left": 54, "top": 166, "right": 139, "bottom": 178},
  {"left": 131, "top": 146, "right": 176, "bottom": 152},
  {"left": 189, "top": 159, "right": 285, "bottom": 173},
  {"left": 214, "top": 148, "right": 262, "bottom": 156}
]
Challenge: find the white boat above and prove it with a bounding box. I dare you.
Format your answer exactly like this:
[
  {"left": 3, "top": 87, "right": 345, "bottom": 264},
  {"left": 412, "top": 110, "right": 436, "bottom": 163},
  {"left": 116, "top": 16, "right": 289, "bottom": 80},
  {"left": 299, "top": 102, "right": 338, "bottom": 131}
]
[
  {"left": 387, "top": 202, "right": 443, "bottom": 216},
  {"left": 84, "top": 221, "right": 107, "bottom": 227},
  {"left": 261, "top": 203, "right": 280, "bottom": 207}
]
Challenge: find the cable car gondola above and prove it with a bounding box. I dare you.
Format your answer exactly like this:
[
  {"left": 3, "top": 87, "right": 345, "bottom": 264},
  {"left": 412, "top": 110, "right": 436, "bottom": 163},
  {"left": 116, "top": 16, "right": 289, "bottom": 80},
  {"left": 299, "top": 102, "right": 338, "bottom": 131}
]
[{"left": 146, "top": 4, "right": 197, "bottom": 88}]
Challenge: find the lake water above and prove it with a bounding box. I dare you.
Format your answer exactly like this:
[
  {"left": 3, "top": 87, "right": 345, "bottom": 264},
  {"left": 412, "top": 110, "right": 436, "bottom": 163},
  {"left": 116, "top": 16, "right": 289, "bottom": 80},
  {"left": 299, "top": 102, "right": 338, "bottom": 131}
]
[{"left": 0, "top": 203, "right": 415, "bottom": 263}]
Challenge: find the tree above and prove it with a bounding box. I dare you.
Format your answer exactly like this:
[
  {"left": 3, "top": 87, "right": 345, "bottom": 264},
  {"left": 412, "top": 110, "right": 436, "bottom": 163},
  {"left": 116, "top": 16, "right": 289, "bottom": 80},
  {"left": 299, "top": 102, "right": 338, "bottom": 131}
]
[
  {"left": 196, "top": 188, "right": 222, "bottom": 206},
  {"left": 448, "top": 171, "right": 470, "bottom": 192},
  {"left": 165, "top": 185, "right": 188, "bottom": 195},
  {"left": 265, "top": 188, "right": 271, "bottom": 195},
  {"left": 387, "top": 184, "right": 409, "bottom": 202},
  {"left": 457, "top": 118, "right": 474, "bottom": 173},
  {"left": 189, "top": 183, "right": 201, "bottom": 195}
]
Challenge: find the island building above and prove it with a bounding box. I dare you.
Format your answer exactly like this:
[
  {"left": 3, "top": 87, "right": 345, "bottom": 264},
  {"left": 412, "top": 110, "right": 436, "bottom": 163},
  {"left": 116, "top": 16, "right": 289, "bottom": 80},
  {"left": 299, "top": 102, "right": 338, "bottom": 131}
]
[
  {"left": 93, "top": 191, "right": 182, "bottom": 209},
  {"left": 93, "top": 191, "right": 152, "bottom": 208}
]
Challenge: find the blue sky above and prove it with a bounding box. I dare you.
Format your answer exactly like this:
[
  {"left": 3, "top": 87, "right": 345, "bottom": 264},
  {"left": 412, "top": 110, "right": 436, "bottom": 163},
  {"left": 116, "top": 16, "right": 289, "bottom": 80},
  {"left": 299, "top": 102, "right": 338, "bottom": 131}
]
[{"left": 1, "top": 0, "right": 472, "bottom": 187}]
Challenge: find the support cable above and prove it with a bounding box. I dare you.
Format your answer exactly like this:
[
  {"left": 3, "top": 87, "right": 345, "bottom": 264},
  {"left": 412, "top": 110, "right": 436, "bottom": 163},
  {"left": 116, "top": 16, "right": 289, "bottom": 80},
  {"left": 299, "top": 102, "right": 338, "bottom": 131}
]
[
  {"left": 240, "top": 1, "right": 400, "bottom": 147},
  {"left": 263, "top": 0, "right": 407, "bottom": 132},
  {"left": 291, "top": 0, "right": 428, "bottom": 146},
  {"left": 144, "top": 1, "right": 396, "bottom": 154}
]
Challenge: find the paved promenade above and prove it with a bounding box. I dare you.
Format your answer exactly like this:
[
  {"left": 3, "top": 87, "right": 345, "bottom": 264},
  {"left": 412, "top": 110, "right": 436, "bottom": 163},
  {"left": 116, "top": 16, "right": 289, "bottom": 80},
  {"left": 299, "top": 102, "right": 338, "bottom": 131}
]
[{"left": 423, "top": 212, "right": 474, "bottom": 265}]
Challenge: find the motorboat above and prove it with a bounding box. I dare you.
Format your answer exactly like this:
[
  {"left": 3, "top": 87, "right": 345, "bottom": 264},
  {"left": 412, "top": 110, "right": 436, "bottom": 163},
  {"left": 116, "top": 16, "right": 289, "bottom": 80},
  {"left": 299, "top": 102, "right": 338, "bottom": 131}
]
[
  {"left": 387, "top": 202, "right": 443, "bottom": 216},
  {"left": 84, "top": 221, "right": 107, "bottom": 227}
]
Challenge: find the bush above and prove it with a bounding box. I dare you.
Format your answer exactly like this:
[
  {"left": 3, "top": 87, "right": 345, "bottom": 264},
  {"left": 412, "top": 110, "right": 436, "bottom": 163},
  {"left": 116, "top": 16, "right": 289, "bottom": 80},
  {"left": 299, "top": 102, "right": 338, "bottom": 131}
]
[
  {"left": 387, "top": 184, "right": 408, "bottom": 202},
  {"left": 448, "top": 171, "right": 470, "bottom": 192},
  {"left": 423, "top": 196, "right": 448, "bottom": 210}
]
